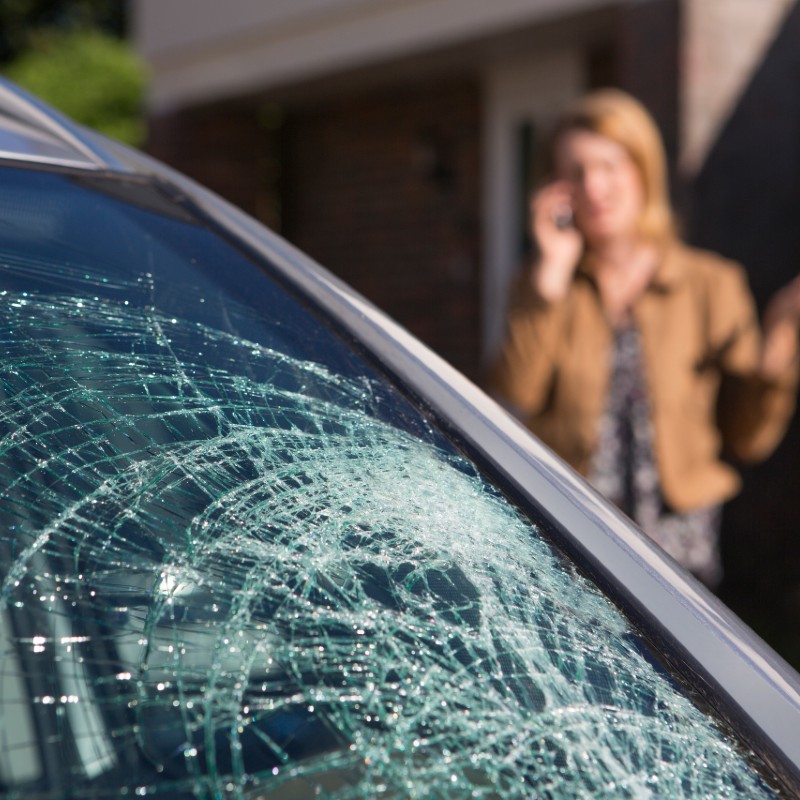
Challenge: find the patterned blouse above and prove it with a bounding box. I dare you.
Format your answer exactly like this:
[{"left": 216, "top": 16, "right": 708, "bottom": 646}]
[{"left": 588, "top": 322, "right": 723, "bottom": 587}]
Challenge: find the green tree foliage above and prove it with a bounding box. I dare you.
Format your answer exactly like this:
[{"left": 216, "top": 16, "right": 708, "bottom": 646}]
[
  {"left": 0, "top": 0, "right": 126, "bottom": 63},
  {"left": 3, "top": 28, "right": 146, "bottom": 147}
]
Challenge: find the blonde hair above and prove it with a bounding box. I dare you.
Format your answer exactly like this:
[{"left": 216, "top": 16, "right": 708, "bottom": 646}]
[{"left": 543, "top": 88, "right": 675, "bottom": 245}]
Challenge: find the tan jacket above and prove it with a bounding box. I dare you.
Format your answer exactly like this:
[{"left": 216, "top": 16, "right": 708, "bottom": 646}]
[{"left": 489, "top": 242, "right": 798, "bottom": 512}]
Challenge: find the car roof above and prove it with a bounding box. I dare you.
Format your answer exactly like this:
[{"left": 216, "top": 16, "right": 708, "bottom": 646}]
[{"left": 0, "top": 78, "right": 132, "bottom": 171}]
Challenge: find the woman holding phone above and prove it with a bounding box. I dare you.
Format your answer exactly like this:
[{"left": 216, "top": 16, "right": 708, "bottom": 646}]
[{"left": 489, "top": 88, "right": 800, "bottom": 587}]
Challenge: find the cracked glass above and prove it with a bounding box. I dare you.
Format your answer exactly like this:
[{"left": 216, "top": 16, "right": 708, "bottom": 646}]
[{"left": 0, "top": 164, "right": 783, "bottom": 798}]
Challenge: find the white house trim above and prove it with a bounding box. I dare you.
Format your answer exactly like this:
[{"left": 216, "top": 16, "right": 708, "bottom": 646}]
[
  {"left": 135, "top": 0, "right": 607, "bottom": 113},
  {"left": 481, "top": 48, "right": 582, "bottom": 364}
]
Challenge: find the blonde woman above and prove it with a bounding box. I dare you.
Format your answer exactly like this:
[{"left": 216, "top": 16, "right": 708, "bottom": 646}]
[{"left": 489, "top": 88, "right": 800, "bottom": 586}]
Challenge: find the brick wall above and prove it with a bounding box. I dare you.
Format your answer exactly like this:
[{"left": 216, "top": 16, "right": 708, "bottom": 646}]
[
  {"left": 146, "top": 79, "right": 482, "bottom": 380},
  {"left": 146, "top": 102, "right": 282, "bottom": 232},
  {"left": 681, "top": 0, "right": 795, "bottom": 175},
  {"left": 615, "top": 0, "right": 680, "bottom": 174},
  {"left": 281, "top": 79, "right": 482, "bottom": 379}
]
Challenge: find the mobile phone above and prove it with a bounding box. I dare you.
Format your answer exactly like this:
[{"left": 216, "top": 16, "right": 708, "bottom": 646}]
[{"left": 553, "top": 206, "right": 574, "bottom": 230}]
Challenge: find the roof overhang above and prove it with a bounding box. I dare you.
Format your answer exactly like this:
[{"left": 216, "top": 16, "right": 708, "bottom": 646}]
[{"left": 134, "top": 0, "right": 615, "bottom": 114}]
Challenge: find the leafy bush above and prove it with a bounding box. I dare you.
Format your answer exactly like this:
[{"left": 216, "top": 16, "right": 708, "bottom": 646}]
[{"left": 3, "top": 28, "right": 146, "bottom": 146}]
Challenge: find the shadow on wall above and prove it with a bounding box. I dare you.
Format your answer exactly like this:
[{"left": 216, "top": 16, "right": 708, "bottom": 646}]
[{"left": 687, "top": 0, "right": 800, "bottom": 669}]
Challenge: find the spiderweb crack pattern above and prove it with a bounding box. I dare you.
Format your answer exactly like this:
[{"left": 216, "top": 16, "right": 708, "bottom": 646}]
[{"left": 0, "top": 294, "right": 778, "bottom": 798}]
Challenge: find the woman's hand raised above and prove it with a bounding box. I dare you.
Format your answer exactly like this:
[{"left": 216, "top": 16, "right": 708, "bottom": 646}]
[
  {"left": 529, "top": 181, "right": 584, "bottom": 302},
  {"left": 760, "top": 273, "right": 800, "bottom": 378}
]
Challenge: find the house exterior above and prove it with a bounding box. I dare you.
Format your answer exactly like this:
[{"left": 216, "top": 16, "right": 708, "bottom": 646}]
[
  {"left": 133, "top": 0, "right": 681, "bottom": 375},
  {"left": 132, "top": 0, "right": 793, "bottom": 372},
  {"left": 133, "top": 0, "right": 800, "bottom": 658}
]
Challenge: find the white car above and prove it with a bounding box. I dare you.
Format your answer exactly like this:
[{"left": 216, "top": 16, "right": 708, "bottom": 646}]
[{"left": 0, "top": 78, "right": 798, "bottom": 798}]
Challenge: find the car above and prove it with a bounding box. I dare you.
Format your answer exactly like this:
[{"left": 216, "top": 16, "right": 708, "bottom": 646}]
[{"left": 0, "top": 77, "right": 798, "bottom": 799}]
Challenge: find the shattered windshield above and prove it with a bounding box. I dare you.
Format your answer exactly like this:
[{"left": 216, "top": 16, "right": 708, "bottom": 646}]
[{"left": 0, "top": 165, "right": 782, "bottom": 798}]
